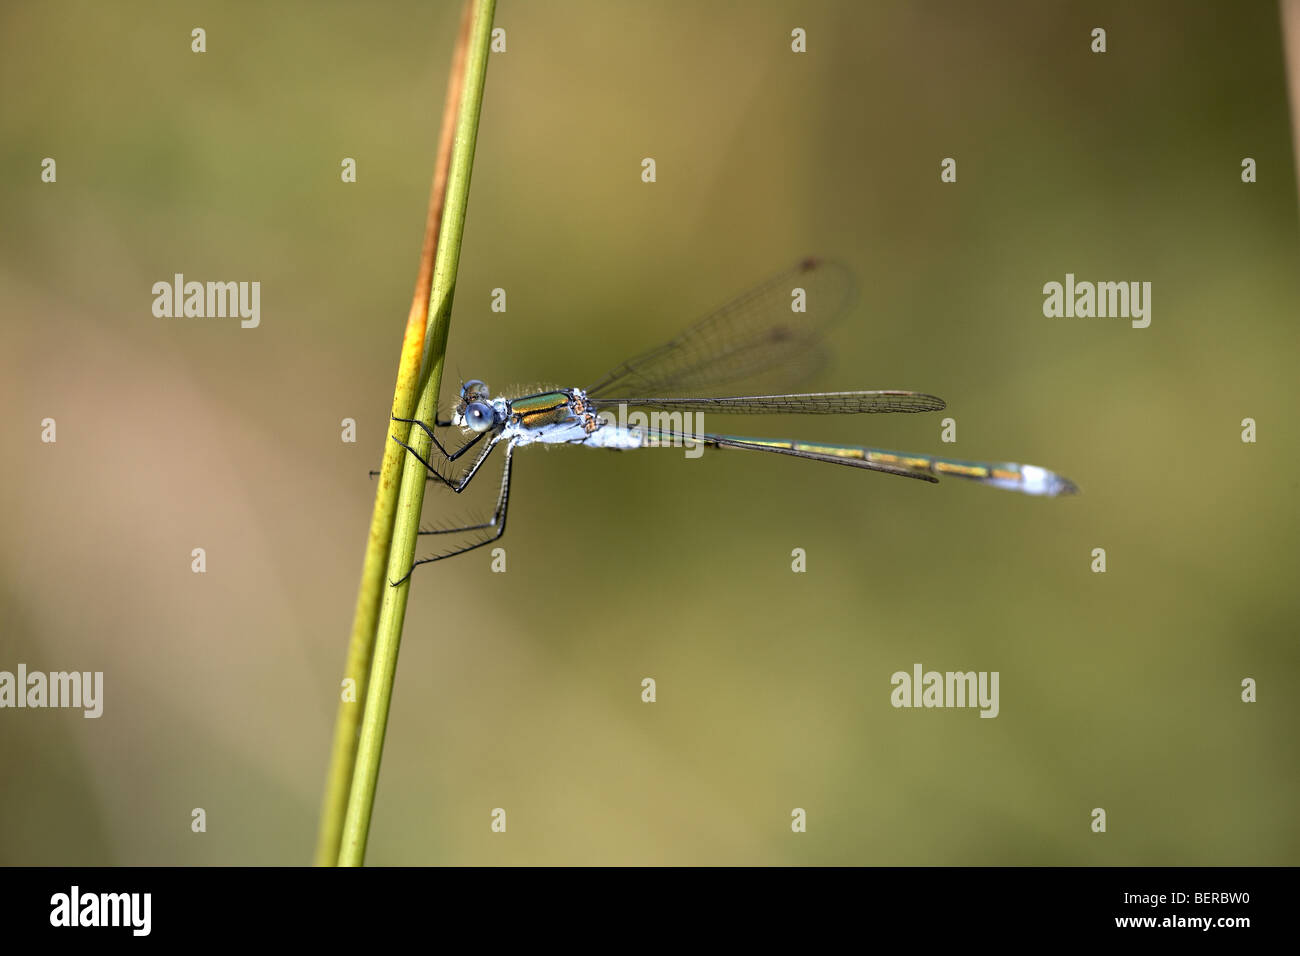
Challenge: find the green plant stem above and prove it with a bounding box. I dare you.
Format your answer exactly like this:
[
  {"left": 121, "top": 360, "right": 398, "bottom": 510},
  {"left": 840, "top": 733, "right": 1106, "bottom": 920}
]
[
  {"left": 337, "top": 0, "right": 496, "bottom": 867},
  {"left": 313, "top": 1, "right": 475, "bottom": 867}
]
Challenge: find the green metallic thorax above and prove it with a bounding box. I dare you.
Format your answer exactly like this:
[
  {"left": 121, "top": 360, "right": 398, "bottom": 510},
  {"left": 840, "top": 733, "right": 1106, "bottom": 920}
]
[{"left": 510, "top": 391, "right": 575, "bottom": 429}]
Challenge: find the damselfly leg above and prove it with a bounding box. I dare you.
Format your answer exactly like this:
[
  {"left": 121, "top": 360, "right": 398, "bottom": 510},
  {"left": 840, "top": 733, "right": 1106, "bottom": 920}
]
[
  {"left": 389, "top": 414, "right": 498, "bottom": 493},
  {"left": 389, "top": 441, "right": 517, "bottom": 584}
]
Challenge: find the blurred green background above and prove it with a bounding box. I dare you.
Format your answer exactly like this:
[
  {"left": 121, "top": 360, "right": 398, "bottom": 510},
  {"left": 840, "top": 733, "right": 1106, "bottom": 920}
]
[{"left": 1, "top": 0, "right": 1297, "bottom": 865}]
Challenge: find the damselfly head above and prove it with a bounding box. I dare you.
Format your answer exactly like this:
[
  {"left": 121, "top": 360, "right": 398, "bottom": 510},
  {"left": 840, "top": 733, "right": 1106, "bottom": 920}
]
[{"left": 452, "top": 379, "right": 496, "bottom": 430}]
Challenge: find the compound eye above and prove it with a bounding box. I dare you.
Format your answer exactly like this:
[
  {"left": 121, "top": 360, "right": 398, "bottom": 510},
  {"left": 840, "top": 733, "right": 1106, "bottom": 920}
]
[
  {"left": 461, "top": 379, "right": 489, "bottom": 401},
  {"left": 464, "top": 401, "right": 495, "bottom": 433}
]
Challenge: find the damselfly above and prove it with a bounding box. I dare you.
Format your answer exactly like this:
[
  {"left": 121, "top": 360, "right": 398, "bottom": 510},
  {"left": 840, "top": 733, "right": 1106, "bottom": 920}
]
[{"left": 390, "top": 257, "right": 1077, "bottom": 580}]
